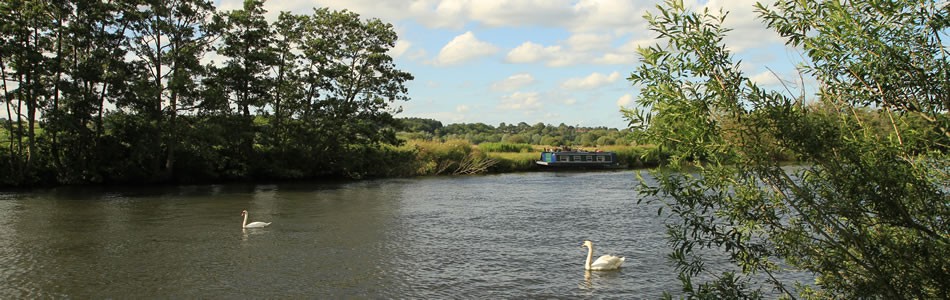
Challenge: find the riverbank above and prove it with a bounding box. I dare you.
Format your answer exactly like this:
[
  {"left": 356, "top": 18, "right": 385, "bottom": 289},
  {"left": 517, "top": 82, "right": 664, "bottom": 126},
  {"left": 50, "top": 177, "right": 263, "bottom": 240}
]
[
  {"left": 400, "top": 140, "right": 661, "bottom": 176},
  {"left": 0, "top": 137, "right": 662, "bottom": 187}
]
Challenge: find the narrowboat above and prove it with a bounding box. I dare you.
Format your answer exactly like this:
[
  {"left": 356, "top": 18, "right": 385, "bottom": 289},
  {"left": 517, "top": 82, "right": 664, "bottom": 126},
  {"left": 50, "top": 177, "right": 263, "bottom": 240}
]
[{"left": 536, "top": 148, "right": 623, "bottom": 168}]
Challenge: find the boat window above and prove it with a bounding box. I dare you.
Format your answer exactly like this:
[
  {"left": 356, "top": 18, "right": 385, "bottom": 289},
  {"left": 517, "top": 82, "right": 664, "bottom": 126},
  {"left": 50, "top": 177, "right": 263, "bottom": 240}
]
[
  {"left": 605, "top": 156, "right": 612, "bottom": 162},
  {"left": 558, "top": 155, "right": 568, "bottom": 161},
  {"left": 573, "top": 155, "right": 581, "bottom": 161},
  {"left": 597, "top": 156, "right": 605, "bottom": 162}
]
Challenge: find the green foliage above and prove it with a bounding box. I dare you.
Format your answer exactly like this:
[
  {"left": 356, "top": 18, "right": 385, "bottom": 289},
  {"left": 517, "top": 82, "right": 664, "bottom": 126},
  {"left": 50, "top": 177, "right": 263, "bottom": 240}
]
[
  {"left": 628, "top": 0, "right": 950, "bottom": 298},
  {"left": 399, "top": 117, "right": 443, "bottom": 133},
  {"left": 477, "top": 142, "right": 534, "bottom": 153},
  {"left": 0, "top": 2, "right": 412, "bottom": 185},
  {"left": 399, "top": 118, "right": 639, "bottom": 147}
]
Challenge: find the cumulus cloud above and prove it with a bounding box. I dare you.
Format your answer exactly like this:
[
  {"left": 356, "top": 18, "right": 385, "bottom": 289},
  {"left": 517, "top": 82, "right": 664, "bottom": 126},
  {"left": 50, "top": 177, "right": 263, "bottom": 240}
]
[
  {"left": 505, "top": 42, "right": 561, "bottom": 64},
  {"left": 561, "top": 71, "right": 622, "bottom": 90},
  {"left": 505, "top": 30, "right": 653, "bottom": 67},
  {"left": 434, "top": 31, "right": 499, "bottom": 66},
  {"left": 616, "top": 94, "right": 635, "bottom": 107},
  {"left": 467, "top": 0, "right": 574, "bottom": 27},
  {"left": 566, "top": 33, "right": 613, "bottom": 52},
  {"left": 456, "top": 104, "right": 470, "bottom": 113},
  {"left": 701, "top": 0, "right": 784, "bottom": 52},
  {"left": 499, "top": 92, "right": 543, "bottom": 110},
  {"left": 491, "top": 73, "right": 536, "bottom": 92},
  {"left": 505, "top": 41, "right": 587, "bottom": 66},
  {"left": 593, "top": 53, "right": 637, "bottom": 65},
  {"left": 570, "top": 0, "right": 650, "bottom": 34},
  {"left": 389, "top": 40, "right": 412, "bottom": 58},
  {"left": 749, "top": 70, "right": 783, "bottom": 87}
]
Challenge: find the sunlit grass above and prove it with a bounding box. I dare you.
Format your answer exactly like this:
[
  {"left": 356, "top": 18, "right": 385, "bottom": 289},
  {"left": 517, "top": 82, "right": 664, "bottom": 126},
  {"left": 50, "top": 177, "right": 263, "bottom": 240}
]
[
  {"left": 477, "top": 142, "right": 534, "bottom": 153},
  {"left": 400, "top": 139, "right": 663, "bottom": 172}
]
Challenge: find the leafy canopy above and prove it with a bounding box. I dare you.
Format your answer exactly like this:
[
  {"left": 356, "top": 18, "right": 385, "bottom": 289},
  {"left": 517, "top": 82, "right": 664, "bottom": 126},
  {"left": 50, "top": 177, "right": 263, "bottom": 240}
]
[{"left": 626, "top": 0, "right": 949, "bottom": 298}]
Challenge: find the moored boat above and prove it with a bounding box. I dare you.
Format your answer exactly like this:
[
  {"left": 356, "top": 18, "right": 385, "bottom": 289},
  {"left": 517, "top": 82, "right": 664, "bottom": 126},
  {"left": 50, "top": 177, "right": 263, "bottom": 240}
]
[{"left": 536, "top": 148, "right": 623, "bottom": 169}]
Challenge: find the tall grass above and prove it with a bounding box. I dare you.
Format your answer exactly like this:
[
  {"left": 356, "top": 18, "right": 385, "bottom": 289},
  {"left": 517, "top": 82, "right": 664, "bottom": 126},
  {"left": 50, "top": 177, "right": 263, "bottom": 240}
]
[
  {"left": 599, "top": 145, "right": 662, "bottom": 167},
  {"left": 404, "top": 139, "right": 497, "bottom": 175},
  {"left": 477, "top": 142, "right": 535, "bottom": 153},
  {"left": 385, "top": 140, "right": 664, "bottom": 176},
  {"left": 488, "top": 152, "right": 540, "bottom": 172}
]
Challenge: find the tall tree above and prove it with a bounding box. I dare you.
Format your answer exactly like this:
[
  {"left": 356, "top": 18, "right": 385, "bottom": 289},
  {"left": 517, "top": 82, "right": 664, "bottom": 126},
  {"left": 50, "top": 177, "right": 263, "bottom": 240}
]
[
  {"left": 211, "top": 0, "right": 275, "bottom": 173},
  {"left": 0, "top": 0, "right": 56, "bottom": 183},
  {"left": 626, "top": 0, "right": 949, "bottom": 298},
  {"left": 41, "top": 0, "right": 136, "bottom": 183},
  {"left": 127, "top": 0, "right": 215, "bottom": 180},
  {"left": 295, "top": 8, "right": 413, "bottom": 174},
  {"left": 215, "top": 0, "right": 274, "bottom": 118},
  {"left": 268, "top": 11, "right": 306, "bottom": 149}
]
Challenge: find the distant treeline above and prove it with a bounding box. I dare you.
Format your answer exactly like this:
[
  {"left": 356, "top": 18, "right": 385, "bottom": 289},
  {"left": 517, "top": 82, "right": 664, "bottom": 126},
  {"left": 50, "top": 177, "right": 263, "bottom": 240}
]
[
  {"left": 398, "top": 117, "right": 639, "bottom": 147},
  {"left": 1, "top": 0, "right": 411, "bottom": 186}
]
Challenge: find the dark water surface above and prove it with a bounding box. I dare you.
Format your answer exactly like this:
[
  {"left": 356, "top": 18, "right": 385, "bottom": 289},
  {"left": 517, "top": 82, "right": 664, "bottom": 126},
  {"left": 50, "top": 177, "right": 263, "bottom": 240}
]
[{"left": 0, "top": 171, "right": 686, "bottom": 298}]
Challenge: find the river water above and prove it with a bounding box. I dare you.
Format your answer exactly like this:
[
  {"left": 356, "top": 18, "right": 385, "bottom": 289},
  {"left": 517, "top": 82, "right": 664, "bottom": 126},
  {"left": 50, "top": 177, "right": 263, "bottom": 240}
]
[{"left": 0, "top": 171, "right": 709, "bottom": 298}]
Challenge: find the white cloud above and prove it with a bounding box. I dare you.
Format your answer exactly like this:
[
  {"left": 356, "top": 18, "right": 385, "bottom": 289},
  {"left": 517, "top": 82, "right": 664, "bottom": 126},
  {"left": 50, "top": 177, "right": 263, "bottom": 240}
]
[
  {"left": 505, "top": 41, "right": 587, "bottom": 67},
  {"left": 701, "top": 0, "right": 783, "bottom": 53},
  {"left": 456, "top": 104, "right": 470, "bottom": 113},
  {"left": 566, "top": 33, "right": 613, "bottom": 52},
  {"left": 570, "top": 0, "right": 650, "bottom": 34},
  {"left": 491, "top": 73, "right": 536, "bottom": 92},
  {"left": 561, "top": 71, "right": 622, "bottom": 90},
  {"left": 616, "top": 94, "right": 635, "bottom": 107},
  {"left": 593, "top": 53, "right": 637, "bottom": 65},
  {"left": 434, "top": 31, "right": 499, "bottom": 66},
  {"left": 749, "top": 70, "right": 782, "bottom": 87},
  {"left": 468, "top": 0, "right": 573, "bottom": 27},
  {"left": 499, "top": 92, "right": 543, "bottom": 110},
  {"left": 619, "top": 37, "right": 659, "bottom": 52},
  {"left": 564, "top": 98, "right": 578, "bottom": 105},
  {"left": 389, "top": 40, "right": 412, "bottom": 58},
  {"left": 505, "top": 42, "right": 561, "bottom": 64}
]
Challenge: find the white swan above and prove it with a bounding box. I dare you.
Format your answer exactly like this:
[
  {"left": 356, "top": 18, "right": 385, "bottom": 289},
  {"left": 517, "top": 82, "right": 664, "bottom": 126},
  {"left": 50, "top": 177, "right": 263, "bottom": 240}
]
[
  {"left": 582, "top": 240, "right": 625, "bottom": 271},
  {"left": 241, "top": 210, "right": 271, "bottom": 229}
]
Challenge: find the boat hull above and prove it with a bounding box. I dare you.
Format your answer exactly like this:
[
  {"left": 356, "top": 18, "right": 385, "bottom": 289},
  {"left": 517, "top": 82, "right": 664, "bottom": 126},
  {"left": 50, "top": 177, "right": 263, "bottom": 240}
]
[{"left": 535, "top": 151, "right": 624, "bottom": 169}]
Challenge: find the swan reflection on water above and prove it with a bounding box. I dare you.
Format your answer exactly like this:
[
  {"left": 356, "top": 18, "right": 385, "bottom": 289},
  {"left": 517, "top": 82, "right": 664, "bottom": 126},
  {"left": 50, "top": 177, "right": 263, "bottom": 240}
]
[
  {"left": 240, "top": 224, "right": 270, "bottom": 242},
  {"left": 579, "top": 269, "right": 625, "bottom": 292}
]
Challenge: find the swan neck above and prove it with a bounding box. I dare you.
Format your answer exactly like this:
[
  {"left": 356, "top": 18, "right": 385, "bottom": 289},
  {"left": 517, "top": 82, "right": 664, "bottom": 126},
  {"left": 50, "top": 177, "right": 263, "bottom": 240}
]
[
  {"left": 242, "top": 213, "right": 248, "bottom": 228},
  {"left": 585, "top": 245, "right": 594, "bottom": 270}
]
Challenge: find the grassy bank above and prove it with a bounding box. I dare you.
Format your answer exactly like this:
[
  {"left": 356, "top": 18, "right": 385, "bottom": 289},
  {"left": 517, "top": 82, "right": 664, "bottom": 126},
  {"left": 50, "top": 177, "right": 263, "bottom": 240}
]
[{"left": 391, "top": 140, "right": 661, "bottom": 176}]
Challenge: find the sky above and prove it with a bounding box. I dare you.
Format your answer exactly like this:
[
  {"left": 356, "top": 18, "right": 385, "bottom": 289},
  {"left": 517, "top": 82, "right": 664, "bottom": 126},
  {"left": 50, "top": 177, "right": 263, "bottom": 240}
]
[{"left": 216, "top": 0, "right": 806, "bottom": 129}]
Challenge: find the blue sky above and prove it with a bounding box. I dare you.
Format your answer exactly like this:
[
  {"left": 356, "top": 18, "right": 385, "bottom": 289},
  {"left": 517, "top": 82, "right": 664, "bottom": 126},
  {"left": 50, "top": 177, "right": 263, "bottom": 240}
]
[{"left": 217, "top": 0, "right": 806, "bottom": 129}]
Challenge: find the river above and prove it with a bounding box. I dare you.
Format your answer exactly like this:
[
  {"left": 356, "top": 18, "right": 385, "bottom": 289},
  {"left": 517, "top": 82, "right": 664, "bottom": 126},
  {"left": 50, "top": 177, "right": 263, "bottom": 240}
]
[{"left": 0, "top": 171, "right": 710, "bottom": 298}]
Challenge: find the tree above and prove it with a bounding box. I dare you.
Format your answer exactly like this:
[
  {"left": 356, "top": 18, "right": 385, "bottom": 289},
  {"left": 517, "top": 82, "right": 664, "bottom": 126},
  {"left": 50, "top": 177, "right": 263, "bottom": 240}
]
[
  {"left": 268, "top": 11, "right": 306, "bottom": 149},
  {"left": 626, "top": 0, "right": 949, "bottom": 298},
  {"left": 293, "top": 8, "right": 413, "bottom": 176},
  {"left": 126, "top": 0, "right": 216, "bottom": 180},
  {"left": 44, "top": 0, "right": 136, "bottom": 183},
  {"left": 215, "top": 0, "right": 273, "bottom": 119},
  {"left": 210, "top": 0, "right": 276, "bottom": 175},
  {"left": 0, "top": 0, "right": 56, "bottom": 183}
]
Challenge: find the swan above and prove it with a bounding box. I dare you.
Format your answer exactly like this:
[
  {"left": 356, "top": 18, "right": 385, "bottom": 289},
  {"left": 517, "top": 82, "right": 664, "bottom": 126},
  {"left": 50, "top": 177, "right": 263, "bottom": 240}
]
[
  {"left": 582, "top": 240, "right": 625, "bottom": 271},
  {"left": 241, "top": 210, "right": 271, "bottom": 229}
]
